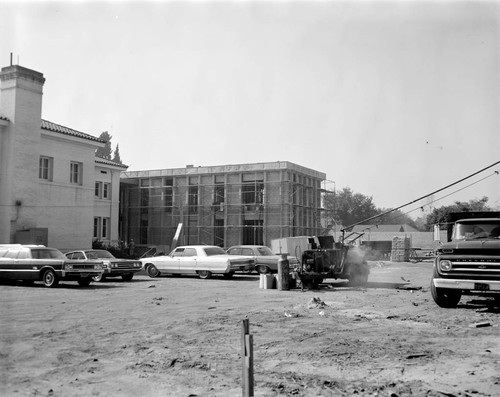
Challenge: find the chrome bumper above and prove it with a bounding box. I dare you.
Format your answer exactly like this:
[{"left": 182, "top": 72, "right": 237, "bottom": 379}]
[{"left": 433, "top": 278, "right": 500, "bottom": 291}]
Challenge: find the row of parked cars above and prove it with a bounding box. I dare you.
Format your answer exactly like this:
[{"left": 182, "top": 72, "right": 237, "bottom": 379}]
[{"left": 0, "top": 244, "right": 297, "bottom": 287}]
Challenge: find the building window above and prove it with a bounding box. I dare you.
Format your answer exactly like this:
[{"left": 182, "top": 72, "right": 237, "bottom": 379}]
[
  {"left": 39, "top": 156, "right": 53, "bottom": 181},
  {"left": 102, "top": 217, "right": 110, "bottom": 239},
  {"left": 214, "top": 183, "right": 225, "bottom": 205},
  {"left": 95, "top": 182, "right": 110, "bottom": 199},
  {"left": 103, "top": 183, "right": 110, "bottom": 199},
  {"left": 94, "top": 217, "right": 110, "bottom": 239},
  {"left": 243, "top": 220, "right": 263, "bottom": 245},
  {"left": 140, "top": 188, "right": 149, "bottom": 207},
  {"left": 70, "top": 162, "right": 82, "bottom": 185},
  {"left": 93, "top": 217, "right": 101, "bottom": 239},
  {"left": 95, "top": 182, "right": 102, "bottom": 198},
  {"left": 188, "top": 185, "right": 198, "bottom": 214},
  {"left": 163, "top": 178, "right": 173, "bottom": 213},
  {"left": 242, "top": 181, "right": 264, "bottom": 204}
]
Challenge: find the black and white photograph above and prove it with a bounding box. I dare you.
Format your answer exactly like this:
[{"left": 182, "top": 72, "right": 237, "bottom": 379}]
[{"left": 0, "top": 1, "right": 499, "bottom": 396}]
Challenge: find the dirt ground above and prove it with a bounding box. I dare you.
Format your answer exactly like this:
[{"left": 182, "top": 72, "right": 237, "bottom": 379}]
[{"left": 1, "top": 260, "right": 499, "bottom": 397}]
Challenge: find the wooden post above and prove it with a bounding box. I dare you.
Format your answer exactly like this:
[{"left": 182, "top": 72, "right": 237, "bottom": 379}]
[
  {"left": 277, "top": 253, "right": 290, "bottom": 291},
  {"left": 241, "top": 319, "right": 254, "bottom": 396}
]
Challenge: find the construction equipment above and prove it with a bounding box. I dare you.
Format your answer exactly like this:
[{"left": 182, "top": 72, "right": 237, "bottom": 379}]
[{"left": 272, "top": 234, "right": 370, "bottom": 289}]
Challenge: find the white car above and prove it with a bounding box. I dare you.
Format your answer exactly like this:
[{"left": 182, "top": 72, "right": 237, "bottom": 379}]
[{"left": 141, "top": 245, "right": 254, "bottom": 279}]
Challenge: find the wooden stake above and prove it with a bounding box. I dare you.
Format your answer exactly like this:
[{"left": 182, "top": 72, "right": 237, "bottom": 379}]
[{"left": 242, "top": 319, "right": 254, "bottom": 396}]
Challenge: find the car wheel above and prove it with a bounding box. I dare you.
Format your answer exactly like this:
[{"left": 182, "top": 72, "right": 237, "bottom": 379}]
[
  {"left": 146, "top": 264, "right": 159, "bottom": 278},
  {"left": 78, "top": 277, "right": 92, "bottom": 287},
  {"left": 223, "top": 272, "right": 234, "bottom": 279},
  {"left": 256, "top": 265, "right": 271, "bottom": 274},
  {"left": 430, "top": 267, "right": 461, "bottom": 308},
  {"left": 42, "top": 269, "right": 59, "bottom": 288},
  {"left": 122, "top": 273, "right": 134, "bottom": 282},
  {"left": 198, "top": 270, "right": 212, "bottom": 279},
  {"left": 430, "top": 278, "right": 461, "bottom": 308},
  {"left": 93, "top": 273, "right": 105, "bottom": 282}
]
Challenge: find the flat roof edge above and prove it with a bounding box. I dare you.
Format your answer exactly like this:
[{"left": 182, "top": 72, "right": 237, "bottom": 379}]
[{"left": 121, "top": 161, "right": 326, "bottom": 180}]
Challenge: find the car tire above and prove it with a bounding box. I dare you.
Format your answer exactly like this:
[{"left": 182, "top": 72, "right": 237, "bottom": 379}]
[
  {"left": 146, "top": 264, "right": 159, "bottom": 278},
  {"left": 93, "top": 273, "right": 105, "bottom": 282},
  {"left": 256, "top": 265, "right": 271, "bottom": 274},
  {"left": 198, "top": 270, "right": 212, "bottom": 279},
  {"left": 78, "top": 277, "right": 92, "bottom": 287},
  {"left": 430, "top": 268, "right": 461, "bottom": 308},
  {"left": 42, "top": 269, "right": 59, "bottom": 288},
  {"left": 122, "top": 273, "right": 134, "bottom": 282},
  {"left": 223, "top": 272, "right": 234, "bottom": 279}
]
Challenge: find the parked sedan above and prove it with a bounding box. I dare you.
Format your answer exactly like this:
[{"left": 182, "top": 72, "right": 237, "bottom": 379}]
[
  {"left": 65, "top": 250, "right": 142, "bottom": 282},
  {"left": 141, "top": 245, "right": 254, "bottom": 279},
  {"left": 226, "top": 245, "right": 299, "bottom": 274}
]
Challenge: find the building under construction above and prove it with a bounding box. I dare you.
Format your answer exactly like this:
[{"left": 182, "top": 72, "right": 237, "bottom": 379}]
[{"left": 119, "top": 161, "right": 326, "bottom": 252}]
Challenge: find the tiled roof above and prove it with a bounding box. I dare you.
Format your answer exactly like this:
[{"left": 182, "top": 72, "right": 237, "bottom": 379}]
[
  {"left": 95, "top": 156, "right": 128, "bottom": 169},
  {"left": 41, "top": 119, "right": 104, "bottom": 143}
]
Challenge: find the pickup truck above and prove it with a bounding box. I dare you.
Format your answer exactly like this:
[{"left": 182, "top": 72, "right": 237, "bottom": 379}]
[
  {"left": 431, "top": 212, "right": 500, "bottom": 307},
  {"left": 0, "top": 244, "right": 104, "bottom": 287}
]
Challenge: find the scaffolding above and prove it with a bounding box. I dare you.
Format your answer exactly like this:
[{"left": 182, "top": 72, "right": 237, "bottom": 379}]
[{"left": 120, "top": 163, "right": 325, "bottom": 251}]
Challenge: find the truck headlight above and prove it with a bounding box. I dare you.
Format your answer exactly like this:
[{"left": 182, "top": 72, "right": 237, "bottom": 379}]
[{"left": 439, "top": 260, "right": 452, "bottom": 271}]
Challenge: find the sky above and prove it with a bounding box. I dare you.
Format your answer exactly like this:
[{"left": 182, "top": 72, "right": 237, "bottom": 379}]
[{"left": 1, "top": 0, "right": 499, "bottom": 218}]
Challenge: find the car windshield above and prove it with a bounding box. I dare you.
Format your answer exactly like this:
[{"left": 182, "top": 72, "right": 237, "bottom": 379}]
[
  {"left": 31, "top": 248, "right": 66, "bottom": 259},
  {"left": 256, "top": 246, "right": 274, "bottom": 256},
  {"left": 86, "top": 250, "right": 115, "bottom": 259},
  {"left": 204, "top": 247, "right": 227, "bottom": 256},
  {"left": 453, "top": 221, "right": 500, "bottom": 240}
]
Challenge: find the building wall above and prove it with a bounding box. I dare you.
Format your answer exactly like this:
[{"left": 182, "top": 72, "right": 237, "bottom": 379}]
[
  {"left": 120, "top": 162, "right": 326, "bottom": 252},
  {"left": 0, "top": 64, "right": 124, "bottom": 251},
  {"left": 0, "top": 66, "right": 44, "bottom": 244}
]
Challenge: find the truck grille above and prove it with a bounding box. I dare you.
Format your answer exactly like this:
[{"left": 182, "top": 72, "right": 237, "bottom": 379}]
[{"left": 442, "top": 257, "right": 500, "bottom": 278}]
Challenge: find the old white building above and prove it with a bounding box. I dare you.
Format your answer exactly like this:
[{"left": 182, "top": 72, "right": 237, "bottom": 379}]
[{"left": 0, "top": 63, "right": 126, "bottom": 250}]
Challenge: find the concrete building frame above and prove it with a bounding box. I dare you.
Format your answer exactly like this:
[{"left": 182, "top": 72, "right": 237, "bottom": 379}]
[{"left": 120, "top": 162, "right": 327, "bottom": 253}]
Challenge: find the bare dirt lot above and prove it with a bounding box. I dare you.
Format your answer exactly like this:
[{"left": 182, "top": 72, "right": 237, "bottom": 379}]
[{"left": 1, "top": 261, "right": 499, "bottom": 397}]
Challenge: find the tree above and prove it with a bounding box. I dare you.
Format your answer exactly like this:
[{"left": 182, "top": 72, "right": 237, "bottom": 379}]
[
  {"left": 112, "top": 144, "right": 122, "bottom": 164},
  {"left": 424, "top": 197, "right": 491, "bottom": 230},
  {"left": 323, "top": 187, "right": 378, "bottom": 229},
  {"left": 96, "top": 131, "right": 113, "bottom": 160}
]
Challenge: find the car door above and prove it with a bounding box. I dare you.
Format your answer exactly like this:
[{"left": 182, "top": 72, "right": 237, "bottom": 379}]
[
  {"left": 0, "top": 248, "right": 23, "bottom": 280},
  {"left": 165, "top": 248, "right": 184, "bottom": 273},
  {"left": 240, "top": 247, "right": 258, "bottom": 263},
  {"left": 179, "top": 248, "right": 197, "bottom": 273}
]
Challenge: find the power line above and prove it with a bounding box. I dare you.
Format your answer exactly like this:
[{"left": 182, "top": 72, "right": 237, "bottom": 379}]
[
  {"left": 350, "top": 172, "right": 499, "bottom": 234},
  {"left": 342, "top": 160, "right": 500, "bottom": 231}
]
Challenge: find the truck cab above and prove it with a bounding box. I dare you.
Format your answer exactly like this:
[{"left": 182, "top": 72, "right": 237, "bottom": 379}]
[{"left": 431, "top": 212, "right": 500, "bottom": 307}]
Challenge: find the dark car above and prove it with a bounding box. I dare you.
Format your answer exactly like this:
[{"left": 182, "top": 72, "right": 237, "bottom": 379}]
[
  {"left": 226, "top": 245, "right": 298, "bottom": 274},
  {"left": 0, "top": 244, "right": 103, "bottom": 287},
  {"left": 65, "top": 249, "right": 142, "bottom": 282}
]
